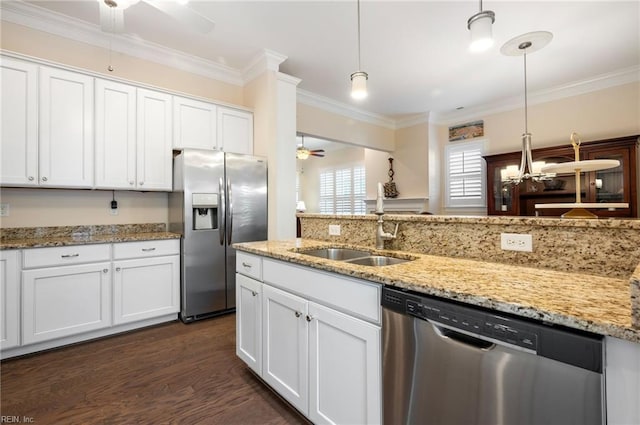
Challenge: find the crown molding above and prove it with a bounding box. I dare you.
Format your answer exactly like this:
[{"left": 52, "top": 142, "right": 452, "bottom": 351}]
[
  {"left": 297, "top": 88, "right": 397, "bottom": 130},
  {"left": 277, "top": 72, "right": 302, "bottom": 87},
  {"left": 0, "top": 0, "right": 244, "bottom": 86},
  {"left": 395, "top": 113, "right": 430, "bottom": 129},
  {"left": 430, "top": 65, "right": 640, "bottom": 126},
  {"left": 242, "top": 49, "right": 288, "bottom": 84}
]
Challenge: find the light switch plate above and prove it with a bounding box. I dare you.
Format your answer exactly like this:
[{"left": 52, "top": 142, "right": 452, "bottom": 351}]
[
  {"left": 500, "top": 233, "right": 533, "bottom": 252},
  {"left": 329, "top": 224, "right": 341, "bottom": 236},
  {"left": 0, "top": 203, "right": 9, "bottom": 217}
]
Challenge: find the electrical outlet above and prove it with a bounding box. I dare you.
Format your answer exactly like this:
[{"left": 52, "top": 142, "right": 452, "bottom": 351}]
[
  {"left": 0, "top": 203, "right": 9, "bottom": 217},
  {"left": 500, "top": 233, "right": 533, "bottom": 252},
  {"left": 329, "top": 224, "right": 341, "bottom": 236}
]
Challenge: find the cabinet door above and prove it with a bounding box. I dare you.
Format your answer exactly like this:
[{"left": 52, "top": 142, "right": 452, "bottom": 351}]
[
  {"left": 262, "top": 284, "right": 308, "bottom": 414},
  {"left": 22, "top": 262, "right": 111, "bottom": 344},
  {"left": 0, "top": 57, "right": 38, "bottom": 186},
  {"left": 236, "top": 273, "right": 262, "bottom": 375},
  {"left": 173, "top": 96, "right": 217, "bottom": 150},
  {"left": 137, "top": 88, "right": 173, "bottom": 190},
  {"left": 39, "top": 66, "right": 94, "bottom": 188},
  {"left": 0, "top": 251, "right": 21, "bottom": 350},
  {"left": 95, "top": 79, "right": 136, "bottom": 189},
  {"left": 217, "top": 107, "right": 253, "bottom": 155},
  {"left": 308, "top": 302, "right": 381, "bottom": 425},
  {"left": 586, "top": 147, "right": 635, "bottom": 217},
  {"left": 113, "top": 255, "right": 179, "bottom": 324}
]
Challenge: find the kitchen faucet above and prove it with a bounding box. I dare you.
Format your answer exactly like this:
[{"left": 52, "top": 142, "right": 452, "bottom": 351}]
[{"left": 375, "top": 182, "right": 399, "bottom": 249}]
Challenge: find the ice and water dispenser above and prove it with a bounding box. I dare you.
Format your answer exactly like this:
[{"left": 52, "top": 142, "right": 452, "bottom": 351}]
[{"left": 192, "top": 193, "right": 218, "bottom": 230}]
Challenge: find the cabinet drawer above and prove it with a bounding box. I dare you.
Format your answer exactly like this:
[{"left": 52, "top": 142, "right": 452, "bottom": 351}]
[
  {"left": 263, "top": 259, "right": 381, "bottom": 325},
  {"left": 113, "top": 239, "right": 179, "bottom": 260},
  {"left": 236, "top": 252, "right": 262, "bottom": 280},
  {"left": 23, "top": 244, "right": 110, "bottom": 269}
]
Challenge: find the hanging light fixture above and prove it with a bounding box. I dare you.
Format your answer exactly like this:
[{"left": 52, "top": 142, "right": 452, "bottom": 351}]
[
  {"left": 350, "top": 0, "right": 368, "bottom": 100},
  {"left": 467, "top": 0, "right": 495, "bottom": 52},
  {"left": 103, "top": 0, "right": 139, "bottom": 10},
  {"left": 501, "top": 31, "right": 554, "bottom": 184}
]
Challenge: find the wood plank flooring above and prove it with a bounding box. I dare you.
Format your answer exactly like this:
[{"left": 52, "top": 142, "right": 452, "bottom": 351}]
[{"left": 1, "top": 314, "right": 309, "bottom": 425}]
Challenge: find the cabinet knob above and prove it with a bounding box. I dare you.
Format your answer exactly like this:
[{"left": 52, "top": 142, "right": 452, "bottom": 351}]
[
  {"left": 251, "top": 290, "right": 257, "bottom": 297},
  {"left": 139, "top": 181, "right": 144, "bottom": 186},
  {"left": 28, "top": 176, "right": 35, "bottom": 181},
  {"left": 103, "top": 269, "right": 109, "bottom": 273},
  {"left": 129, "top": 181, "right": 134, "bottom": 185},
  {"left": 295, "top": 311, "right": 301, "bottom": 318},
  {"left": 306, "top": 314, "right": 313, "bottom": 322},
  {"left": 116, "top": 267, "right": 121, "bottom": 272},
  {"left": 41, "top": 177, "right": 48, "bottom": 182}
]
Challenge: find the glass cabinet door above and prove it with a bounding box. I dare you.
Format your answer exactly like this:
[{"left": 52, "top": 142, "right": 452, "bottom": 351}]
[{"left": 586, "top": 148, "right": 631, "bottom": 217}]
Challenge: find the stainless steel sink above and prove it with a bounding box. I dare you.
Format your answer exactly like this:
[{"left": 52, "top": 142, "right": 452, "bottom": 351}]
[
  {"left": 299, "top": 247, "right": 372, "bottom": 261},
  {"left": 344, "top": 255, "right": 410, "bottom": 266}
]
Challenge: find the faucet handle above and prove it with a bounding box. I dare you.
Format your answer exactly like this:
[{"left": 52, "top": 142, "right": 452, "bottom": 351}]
[{"left": 391, "top": 223, "right": 399, "bottom": 238}]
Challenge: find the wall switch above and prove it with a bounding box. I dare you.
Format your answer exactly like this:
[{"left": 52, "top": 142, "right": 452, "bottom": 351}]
[
  {"left": 0, "top": 203, "right": 9, "bottom": 217},
  {"left": 500, "top": 233, "right": 533, "bottom": 252},
  {"left": 329, "top": 224, "right": 341, "bottom": 236}
]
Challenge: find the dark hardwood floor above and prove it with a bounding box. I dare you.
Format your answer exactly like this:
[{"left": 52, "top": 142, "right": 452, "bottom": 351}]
[{"left": 1, "top": 314, "right": 309, "bottom": 425}]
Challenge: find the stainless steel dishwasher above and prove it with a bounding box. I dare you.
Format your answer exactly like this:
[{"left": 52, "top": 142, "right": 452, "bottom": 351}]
[{"left": 382, "top": 286, "right": 604, "bottom": 425}]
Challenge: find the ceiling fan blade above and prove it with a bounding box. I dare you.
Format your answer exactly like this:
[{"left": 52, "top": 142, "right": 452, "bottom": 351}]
[
  {"left": 144, "top": 1, "right": 215, "bottom": 34},
  {"left": 311, "top": 152, "right": 325, "bottom": 157},
  {"left": 310, "top": 149, "right": 325, "bottom": 154},
  {"left": 99, "top": 1, "right": 125, "bottom": 33}
]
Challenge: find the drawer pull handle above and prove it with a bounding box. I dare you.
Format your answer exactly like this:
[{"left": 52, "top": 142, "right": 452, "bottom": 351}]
[
  {"left": 295, "top": 311, "right": 301, "bottom": 318},
  {"left": 251, "top": 291, "right": 257, "bottom": 297},
  {"left": 61, "top": 253, "right": 80, "bottom": 258},
  {"left": 141, "top": 248, "right": 156, "bottom": 252},
  {"left": 242, "top": 262, "right": 252, "bottom": 269}
]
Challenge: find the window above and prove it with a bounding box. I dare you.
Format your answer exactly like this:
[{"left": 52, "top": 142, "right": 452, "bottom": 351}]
[
  {"left": 445, "top": 139, "right": 486, "bottom": 207},
  {"left": 319, "top": 165, "right": 366, "bottom": 214}
]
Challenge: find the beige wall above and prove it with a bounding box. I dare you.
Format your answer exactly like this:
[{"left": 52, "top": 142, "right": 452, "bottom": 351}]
[
  {"left": 297, "top": 103, "right": 395, "bottom": 152},
  {"left": 392, "top": 122, "right": 429, "bottom": 199},
  {"left": 1, "top": 22, "right": 244, "bottom": 105},
  {"left": 0, "top": 188, "right": 167, "bottom": 228}
]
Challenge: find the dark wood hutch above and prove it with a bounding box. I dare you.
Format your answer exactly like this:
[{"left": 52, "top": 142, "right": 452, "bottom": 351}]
[{"left": 483, "top": 135, "right": 638, "bottom": 218}]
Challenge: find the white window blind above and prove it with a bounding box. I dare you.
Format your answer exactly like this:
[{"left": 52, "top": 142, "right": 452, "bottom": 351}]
[
  {"left": 445, "top": 140, "right": 486, "bottom": 207},
  {"left": 319, "top": 165, "right": 366, "bottom": 214}
]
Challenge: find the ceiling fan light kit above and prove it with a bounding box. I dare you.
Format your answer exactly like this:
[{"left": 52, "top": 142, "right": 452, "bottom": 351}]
[
  {"left": 350, "top": 0, "right": 368, "bottom": 100},
  {"left": 467, "top": 0, "right": 495, "bottom": 52},
  {"left": 296, "top": 135, "right": 325, "bottom": 160}
]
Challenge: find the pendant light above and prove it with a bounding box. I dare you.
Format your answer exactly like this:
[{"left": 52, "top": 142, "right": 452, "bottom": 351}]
[
  {"left": 103, "top": 0, "right": 139, "bottom": 10},
  {"left": 501, "top": 31, "right": 553, "bottom": 184},
  {"left": 467, "top": 0, "right": 495, "bottom": 52},
  {"left": 350, "top": 0, "right": 368, "bottom": 100}
]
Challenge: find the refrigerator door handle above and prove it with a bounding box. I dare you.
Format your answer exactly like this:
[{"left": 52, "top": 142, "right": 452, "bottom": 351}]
[
  {"left": 219, "top": 177, "right": 225, "bottom": 245},
  {"left": 227, "top": 178, "right": 233, "bottom": 245}
]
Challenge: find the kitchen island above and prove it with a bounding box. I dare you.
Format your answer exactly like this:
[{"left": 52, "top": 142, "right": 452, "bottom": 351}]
[{"left": 234, "top": 237, "right": 640, "bottom": 425}]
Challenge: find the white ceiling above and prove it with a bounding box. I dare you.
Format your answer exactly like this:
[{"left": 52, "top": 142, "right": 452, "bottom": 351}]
[{"left": 8, "top": 1, "right": 640, "bottom": 121}]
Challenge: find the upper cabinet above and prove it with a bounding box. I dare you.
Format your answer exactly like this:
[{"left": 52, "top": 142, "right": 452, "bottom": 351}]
[
  {"left": 39, "top": 66, "right": 94, "bottom": 188},
  {"left": 218, "top": 107, "right": 253, "bottom": 155},
  {"left": 173, "top": 96, "right": 217, "bottom": 150},
  {"left": 484, "top": 135, "right": 638, "bottom": 217},
  {"left": 95, "top": 80, "right": 172, "bottom": 191},
  {"left": 0, "top": 57, "right": 38, "bottom": 186}
]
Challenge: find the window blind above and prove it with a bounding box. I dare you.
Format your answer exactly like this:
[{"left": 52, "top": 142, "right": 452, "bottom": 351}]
[
  {"left": 319, "top": 165, "right": 366, "bottom": 214},
  {"left": 445, "top": 140, "right": 485, "bottom": 207}
]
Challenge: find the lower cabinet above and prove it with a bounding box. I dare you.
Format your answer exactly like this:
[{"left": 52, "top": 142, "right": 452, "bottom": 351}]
[
  {"left": 22, "top": 262, "right": 112, "bottom": 344},
  {"left": 0, "top": 251, "right": 21, "bottom": 350},
  {"left": 113, "top": 255, "right": 179, "bottom": 324},
  {"left": 236, "top": 254, "right": 382, "bottom": 425}
]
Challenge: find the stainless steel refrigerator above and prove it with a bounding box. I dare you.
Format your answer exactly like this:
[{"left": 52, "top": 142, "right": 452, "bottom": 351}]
[{"left": 169, "top": 149, "right": 267, "bottom": 322}]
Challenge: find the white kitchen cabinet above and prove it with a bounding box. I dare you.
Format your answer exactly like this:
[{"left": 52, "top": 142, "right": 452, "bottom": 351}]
[
  {"left": 0, "top": 57, "right": 38, "bottom": 187},
  {"left": 95, "top": 82, "right": 172, "bottom": 191},
  {"left": 22, "top": 262, "right": 111, "bottom": 344},
  {"left": 262, "top": 284, "right": 309, "bottom": 414},
  {"left": 95, "top": 79, "right": 136, "bottom": 189},
  {"left": 236, "top": 273, "right": 263, "bottom": 375},
  {"left": 217, "top": 107, "right": 253, "bottom": 155},
  {"left": 112, "top": 240, "right": 180, "bottom": 324},
  {"left": 173, "top": 96, "right": 217, "bottom": 150},
  {"left": 0, "top": 251, "right": 21, "bottom": 350},
  {"left": 39, "top": 66, "right": 94, "bottom": 188},
  {"left": 308, "top": 302, "right": 381, "bottom": 425},
  {"left": 136, "top": 88, "right": 173, "bottom": 190}
]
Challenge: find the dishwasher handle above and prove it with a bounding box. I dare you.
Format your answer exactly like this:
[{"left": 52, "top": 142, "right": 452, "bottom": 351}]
[{"left": 431, "top": 322, "right": 496, "bottom": 351}]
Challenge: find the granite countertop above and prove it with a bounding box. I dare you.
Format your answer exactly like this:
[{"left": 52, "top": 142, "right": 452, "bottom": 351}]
[
  {"left": 235, "top": 238, "right": 640, "bottom": 344},
  {"left": 0, "top": 224, "right": 181, "bottom": 250}
]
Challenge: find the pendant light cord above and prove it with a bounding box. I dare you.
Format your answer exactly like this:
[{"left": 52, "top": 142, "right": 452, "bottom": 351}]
[
  {"left": 356, "top": 0, "right": 362, "bottom": 70},
  {"left": 523, "top": 50, "right": 528, "bottom": 133}
]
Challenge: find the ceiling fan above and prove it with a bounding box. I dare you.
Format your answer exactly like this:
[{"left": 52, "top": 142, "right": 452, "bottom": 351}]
[
  {"left": 296, "top": 135, "right": 325, "bottom": 160},
  {"left": 99, "top": 0, "right": 215, "bottom": 34}
]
